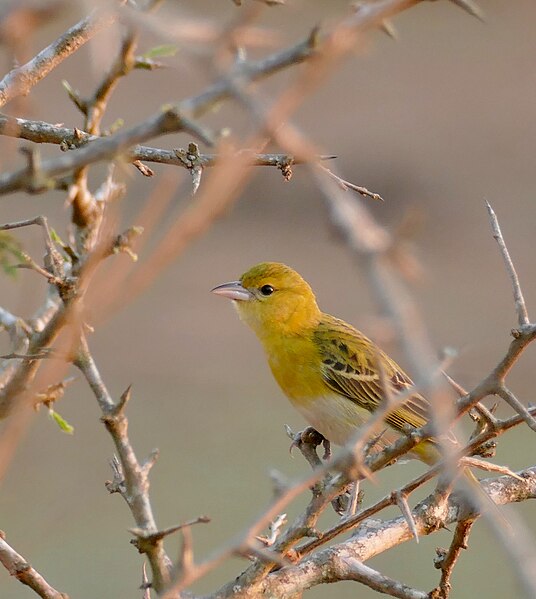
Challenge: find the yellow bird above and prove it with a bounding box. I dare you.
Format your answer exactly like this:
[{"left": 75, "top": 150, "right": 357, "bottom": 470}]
[{"left": 212, "top": 262, "right": 443, "bottom": 466}]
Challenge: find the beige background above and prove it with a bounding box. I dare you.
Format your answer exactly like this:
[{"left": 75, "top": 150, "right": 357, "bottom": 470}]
[{"left": 1, "top": 1, "right": 535, "bottom": 597}]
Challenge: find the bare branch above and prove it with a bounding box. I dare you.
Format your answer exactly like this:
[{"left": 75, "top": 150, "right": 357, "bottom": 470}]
[
  {"left": 0, "top": 533, "right": 67, "bottom": 599},
  {"left": 248, "top": 468, "right": 535, "bottom": 599},
  {"left": 318, "top": 164, "right": 384, "bottom": 201},
  {"left": 431, "top": 519, "right": 475, "bottom": 599},
  {"left": 496, "top": 386, "right": 536, "bottom": 433},
  {"left": 486, "top": 201, "right": 530, "bottom": 327},
  {"left": 74, "top": 337, "right": 171, "bottom": 591},
  {"left": 0, "top": 8, "right": 118, "bottom": 107}
]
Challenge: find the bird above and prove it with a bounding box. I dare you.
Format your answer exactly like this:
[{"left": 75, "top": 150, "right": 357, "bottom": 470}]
[{"left": 211, "top": 261, "right": 447, "bottom": 467}]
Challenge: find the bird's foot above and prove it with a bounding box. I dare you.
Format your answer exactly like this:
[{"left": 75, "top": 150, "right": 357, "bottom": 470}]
[{"left": 287, "top": 426, "right": 331, "bottom": 460}]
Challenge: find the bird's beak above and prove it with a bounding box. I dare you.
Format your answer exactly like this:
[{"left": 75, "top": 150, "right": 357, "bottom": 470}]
[{"left": 211, "top": 281, "right": 254, "bottom": 301}]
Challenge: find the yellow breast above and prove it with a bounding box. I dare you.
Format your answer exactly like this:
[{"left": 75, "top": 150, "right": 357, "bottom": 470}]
[{"left": 262, "top": 334, "right": 383, "bottom": 446}]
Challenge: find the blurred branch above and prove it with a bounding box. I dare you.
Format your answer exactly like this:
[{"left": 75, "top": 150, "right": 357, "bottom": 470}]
[
  {"left": 0, "top": 7, "right": 117, "bottom": 107},
  {"left": 8, "top": 2, "right": 532, "bottom": 599},
  {"left": 0, "top": 18, "right": 319, "bottom": 195},
  {"left": 0, "top": 533, "right": 67, "bottom": 599},
  {"left": 0, "top": 302, "right": 64, "bottom": 418},
  {"left": 312, "top": 159, "right": 536, "bottom": 588},
  {"left": 0, "top": 0, "right": 439, "bottom": 195}
]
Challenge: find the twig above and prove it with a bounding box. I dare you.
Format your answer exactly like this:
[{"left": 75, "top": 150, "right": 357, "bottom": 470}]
[
  {"left": 431, "top": 519, "right": 475, "bottom": 599},
  {"left": 0, "top": 304, "right": 65, "bottom": 418},
  {"left": 318, "top": 164, "right": 384, "bottom": 201},
  {"left": 141, "top": 562, "right": 151, "bottom": 599},
  {"left": 335, "top": 557, "right": 428, "bottom": 599},
  {"left": 485, "top": 201, "right": 530, "bottom": 327},
  {"left": 256, "top": 514, "right": 287, "bottom": 547},
  {"left": 74, "top": 337, "right": 171, "bottom": 592},
  {"left": 0, "top": 8, "right": 117, "bottom": 107},
  {"left": 296, "top": 462, "right": 440, "bottom": 558},
  {"left": 455, "top": 324, "right": 536, "bottom": 419},
  {"left": 246, "top": 468, "right": 535, "bottom": 599},
  {"left": 496, "top": 386, "right": 536, "bottom": 433},
  {"left": 130, "top": 516, "right": 211, "bottom": 544},
  {"left": 0, "top": 533, "right": 67, "bottom": 599},
  {"left": 0, "top": 112, "right": 303, "bottom": 171},
  {"left": 0, "top": 113, "right": 336, "bottom": 171}
]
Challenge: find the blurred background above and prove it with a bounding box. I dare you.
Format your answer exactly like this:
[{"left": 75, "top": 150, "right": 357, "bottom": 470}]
[{"left": 1, "top": 0, "right": 535, "bottom": 597}]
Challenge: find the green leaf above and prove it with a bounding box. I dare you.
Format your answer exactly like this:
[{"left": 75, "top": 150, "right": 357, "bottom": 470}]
[
  {"left": 50, "top": 228, "right": 65, "bottom": 246},
  {"left": 108, "top": 118, "right": 124, "bottom": 134},
  {"left": 0, "top": 232, "right": 24, "bottom": 278},
  {"left": 142, "top": 44, "right": 178, "bottom": 59},
  {"left": 49, "top": 409, "right": 74, "bottom": 434}
]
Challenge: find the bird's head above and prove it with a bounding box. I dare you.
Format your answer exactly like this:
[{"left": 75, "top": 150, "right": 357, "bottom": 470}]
[{"left": 211, "top": 262, "right": 321, "bottom": 338}]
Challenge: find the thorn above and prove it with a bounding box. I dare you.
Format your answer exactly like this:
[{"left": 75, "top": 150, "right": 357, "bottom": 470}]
[
  {"left": 133, "top": 160, "right": 154, "bottom": 177},
  {"left": 140, "top": 562, "right": 151, "bottom": 599},
  {"left": 460, "top": 457, "right": 525, "bottom": 481},
  {"left": 191, "top": 165, "right": 203, "bottom": 194},
  {"left": 105, "top": 456, "right": 126, "bottom": 495},
  {"left": 393, "top": 490, "right": 419, "bottom": 542},
  {"left": 307, "top": 25, "right": 321, "bottom": 49},
  {"left": 256, "top": 513, "right": 287, "bottom": 546},
  {"left": 114, "top": 384, "right": 132, "bottom": 415},
  {"left": 142, "top": 449, "right": 160, "bottom": 476},
  {"left": 234, "top": 45, "right": 247, "bottom": 65},
  {"left": 284, "top": 424, "right": 295, "bottom": 441},
  {"left": 380, "top": 19, "right": 398, "bottom": 40},
  {"left": 344, "top": 480, "right": 361, "bottom": 517},
  {"left": 62, "top": 79, "right": 87, "bottom": 114},
  {"left": 178, "top": 526, "right": 194, "bottom": 574},
  {"left": 447, "top": 0, "right": 484, "bottom": 22},
  {"left": 130, "top": 516, "right": 210, "bottom": 544},
  {"left": 278, "top": 159, "right": 293, "bottom": 181}
]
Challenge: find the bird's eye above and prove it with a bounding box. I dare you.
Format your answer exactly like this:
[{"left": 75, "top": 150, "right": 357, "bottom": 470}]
[{"left": 260, "top": 284, "right": 274, "bottom": 296}]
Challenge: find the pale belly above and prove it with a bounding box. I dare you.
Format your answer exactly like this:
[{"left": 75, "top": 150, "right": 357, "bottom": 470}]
[{"left": 293, "top": 394, "right": 394, "bottom": 447}]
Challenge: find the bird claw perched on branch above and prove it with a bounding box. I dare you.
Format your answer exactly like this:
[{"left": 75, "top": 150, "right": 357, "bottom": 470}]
[{"left": 286, "top": 425, "right": 331, "bottom": 463}]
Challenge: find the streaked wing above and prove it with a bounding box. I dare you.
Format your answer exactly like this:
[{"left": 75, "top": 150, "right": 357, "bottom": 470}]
[{"left": 314, "top": 315, "right": 430, "bottom": 433}]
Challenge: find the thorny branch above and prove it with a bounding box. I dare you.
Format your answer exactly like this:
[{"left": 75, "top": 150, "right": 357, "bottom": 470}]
[
  {"left": 0, "top": 17, "right": 320, "bottom": 195},
  {"left": 431, "top": 519, "right": 476, "bottom": 599},
  {"left": 246, "top": 467, "right": 536, "bottom": 599},
  {"left": 2, "top": 1, "right": 536, "bottom": 599},
  {"left": 74, "top": 338, "right": 172, "bottom": 593},
  {"left": 0, "top": 113, "right": 335, "bottom": 176},
  {"left": 485, "top": 200, "right": 530, "bottom": 327}
]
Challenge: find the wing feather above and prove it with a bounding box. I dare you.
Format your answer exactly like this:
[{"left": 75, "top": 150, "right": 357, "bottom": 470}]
[{"left": 314, "top": 315, "right": 431, "bottom": 434}]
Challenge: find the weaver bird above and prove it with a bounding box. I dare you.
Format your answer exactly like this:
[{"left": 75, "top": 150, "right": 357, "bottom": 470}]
[{"left": 212, "top": 262, "right": 447, "bottom": 466}]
